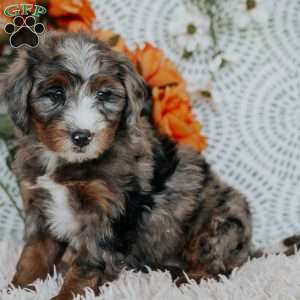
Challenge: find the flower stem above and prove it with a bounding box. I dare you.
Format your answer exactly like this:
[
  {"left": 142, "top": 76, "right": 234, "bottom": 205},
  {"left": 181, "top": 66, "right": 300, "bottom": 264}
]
[
  {"left": 191, "top": 0, "right": 218, "bottom": 47},
  {"left": 205, "top": 1, "right": 217, "bottom": 47},
  {"left": 0, "top": 181, "right": 25, "bottom": 222}
]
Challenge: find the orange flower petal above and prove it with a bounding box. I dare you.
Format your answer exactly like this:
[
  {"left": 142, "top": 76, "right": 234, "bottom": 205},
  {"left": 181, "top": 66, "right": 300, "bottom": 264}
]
[
  {"left": 136, "top": 43, "right": 161, "bottom": 81},
  {"left": 164, "top": 97, "right": 182, "bottom": 112},
  {"left": 151, "top": 85, "right": 207, "bottom": 152},
  {"left": 190, "top": 121, "right": 202, "bottom": 132},
  {"left": 168, "top": 114, "right": 194, "bottom": 138},
  {"left": 48, "top": 0, "right": 95, "bottom": 28},
  {"left": 131, "top": 43, "right": 184, "bottom": 87},
  {"left": 147, "top": 60, "right": 183, "bottom": 87},
  {"left": 180, "top": 133, "right": 207, "bottom": 151},
  {"left": 94, "top": 29, "right": 131, "bottom": 53},
  {"left": 56, "top": 18, "right": 91, "bottom": 32}
]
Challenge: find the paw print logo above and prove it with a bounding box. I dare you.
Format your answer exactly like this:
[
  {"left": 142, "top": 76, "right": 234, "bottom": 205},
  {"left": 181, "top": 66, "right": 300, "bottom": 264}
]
[{"left": 4, "top": 16, "right": 45, "bottom": 48}]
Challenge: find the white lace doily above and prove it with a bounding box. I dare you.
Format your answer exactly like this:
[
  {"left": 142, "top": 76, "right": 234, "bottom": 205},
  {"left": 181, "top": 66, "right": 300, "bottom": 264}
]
[
  {"left": 0, "top": 0, "right": 299, "bottom": 247},
  {"left": 0, "top": 140, "right": 23, "bottom": 242},
  {"left": 92, "top": 0, "right": 300, "bottom": 246}
]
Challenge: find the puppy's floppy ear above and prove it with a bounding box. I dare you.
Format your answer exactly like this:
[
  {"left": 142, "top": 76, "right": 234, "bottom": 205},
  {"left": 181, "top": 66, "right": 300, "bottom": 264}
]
[
  {"left": 118, "top": 57, "right": 148, "bottom": 126},
  {"left": 0, "top": 50, "right": 33, "bottom": 133}
]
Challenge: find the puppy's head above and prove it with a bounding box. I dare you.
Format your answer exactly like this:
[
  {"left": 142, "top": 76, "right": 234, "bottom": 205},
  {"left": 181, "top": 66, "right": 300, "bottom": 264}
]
[{"left": 0, "top": 32, "right": 147, "bottom": 162}]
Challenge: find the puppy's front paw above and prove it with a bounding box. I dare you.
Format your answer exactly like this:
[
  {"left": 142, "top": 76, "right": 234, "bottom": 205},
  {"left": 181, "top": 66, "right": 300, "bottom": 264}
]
[{"left": 10, "top": 276, "right": 36, "bottom": 291}]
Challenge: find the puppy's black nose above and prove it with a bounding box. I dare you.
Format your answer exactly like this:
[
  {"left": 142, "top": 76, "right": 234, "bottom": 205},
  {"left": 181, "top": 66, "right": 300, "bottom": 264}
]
[{"left": 71, "top": 130, "right": 92, "bottom": 147}]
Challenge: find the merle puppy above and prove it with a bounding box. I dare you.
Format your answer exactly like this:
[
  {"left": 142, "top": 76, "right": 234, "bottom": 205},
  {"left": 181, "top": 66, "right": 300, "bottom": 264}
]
[{"left": 1, "top": 32, "right": 252, "bottom": 299}]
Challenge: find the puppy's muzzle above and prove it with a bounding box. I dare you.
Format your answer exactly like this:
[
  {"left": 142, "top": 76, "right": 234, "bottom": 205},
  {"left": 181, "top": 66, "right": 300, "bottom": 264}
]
[{"left": 71, "top": 130, "right": 93, "bottom": 147}]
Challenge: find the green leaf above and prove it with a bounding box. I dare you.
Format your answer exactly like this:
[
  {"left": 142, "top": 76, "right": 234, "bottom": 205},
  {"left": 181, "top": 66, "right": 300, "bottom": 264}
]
[
  {"left": 182, "top": 48, "right": 193, "bottom": 59},
  {"left": 0, "top": 50, "right": 17, "bottom": 72},
  {"left": 108, "top": 34, "right": 121, "bottom": 47},
  {"left": 0, "top": 115, "right": 15, "bottom": 140}
]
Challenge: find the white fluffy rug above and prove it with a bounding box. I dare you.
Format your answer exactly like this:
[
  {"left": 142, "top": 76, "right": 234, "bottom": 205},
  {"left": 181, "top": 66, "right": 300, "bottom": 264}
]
[{"left": 1, "top": 241, "right": 300, "bottom": 300}]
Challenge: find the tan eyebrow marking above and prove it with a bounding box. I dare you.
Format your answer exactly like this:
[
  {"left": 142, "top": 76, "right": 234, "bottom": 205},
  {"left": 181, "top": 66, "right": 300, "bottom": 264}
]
[{"left": 89, "top": 75, "right": 124, "bottom": 96}]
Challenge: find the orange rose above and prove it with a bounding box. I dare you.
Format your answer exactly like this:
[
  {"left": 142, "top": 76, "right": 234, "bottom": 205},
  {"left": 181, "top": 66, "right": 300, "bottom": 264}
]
[
  {"left": 55, "top": 18, "right": 91, "bottom": 32},
  {"left": 94, "top": 29, "right": 132, "bottom": 54},
  {"left": 48, "top": 0, "right": 95, "bottom": 30},
  {"left": 153, "top": 85, "right": 207, "bottom": 151},
  {"left": 131, "top": 43, "right": 184, "bottom": 88}
]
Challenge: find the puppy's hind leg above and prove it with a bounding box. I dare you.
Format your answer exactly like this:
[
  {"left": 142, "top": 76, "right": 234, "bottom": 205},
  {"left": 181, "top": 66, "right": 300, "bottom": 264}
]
[{"left": 179, "top": 188, "right": 252, "bottom": 284}]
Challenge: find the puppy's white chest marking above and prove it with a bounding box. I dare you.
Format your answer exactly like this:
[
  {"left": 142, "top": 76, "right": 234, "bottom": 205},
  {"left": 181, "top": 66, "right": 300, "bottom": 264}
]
[{"left": 37, "top": 175, "right": 80, "bottom": 243}]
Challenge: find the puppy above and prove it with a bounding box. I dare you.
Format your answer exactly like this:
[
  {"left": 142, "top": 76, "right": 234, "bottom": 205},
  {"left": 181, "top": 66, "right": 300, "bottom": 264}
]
[{"left": 1, "top": 32, "right": 252, "bottom": 299}]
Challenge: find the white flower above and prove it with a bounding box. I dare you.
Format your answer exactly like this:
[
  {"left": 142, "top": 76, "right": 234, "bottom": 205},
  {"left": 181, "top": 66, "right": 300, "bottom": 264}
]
[
  {"left": 234, "top": 0, "right": 270, "bottom": 29},
  {"left": 209, "top": 51, "right": 239, "bottom": 73},
  {"left": 187, "top": 77, "right": 218, "bottom": 111},
  {"left": 168, "top": 6, "right": 212, "bottom": 53},
  {"left": 187, "top": 76, "right": 211, "bottom": 94}
]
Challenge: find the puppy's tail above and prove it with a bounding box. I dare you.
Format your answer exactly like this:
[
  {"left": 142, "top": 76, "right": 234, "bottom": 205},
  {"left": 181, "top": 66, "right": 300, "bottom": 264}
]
[
  {"left": 249, "top": 235, "right": 300, "bottom": 259},
  {"left": 281, "top": 235, "right": 300, "bottom": 256}
]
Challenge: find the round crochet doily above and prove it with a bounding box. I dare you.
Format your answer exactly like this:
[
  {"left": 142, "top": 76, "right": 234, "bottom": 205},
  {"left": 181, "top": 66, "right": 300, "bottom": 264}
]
[
  {"left": 0, "top": 0, "right": 299, "bottom": 247},
  {"left": 0, "top": 139, "right": 24, "bottom": 242},
  {"left": 92, "top": 0, "right": 300, "bottom": 246}
]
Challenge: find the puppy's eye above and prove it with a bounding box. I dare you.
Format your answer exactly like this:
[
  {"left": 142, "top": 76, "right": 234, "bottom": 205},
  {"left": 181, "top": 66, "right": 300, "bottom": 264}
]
[
  {"left": 44, "top": 87, "right": 66, "bottom": 104},
  {"left": 96, "top": 90, "right": 112, "bottom": 101}
]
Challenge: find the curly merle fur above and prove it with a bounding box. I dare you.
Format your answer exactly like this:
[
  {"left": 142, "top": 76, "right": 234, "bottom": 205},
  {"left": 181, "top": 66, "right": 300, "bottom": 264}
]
[{"left": 1, "top": 32, "right": 253, "bottom": 299}]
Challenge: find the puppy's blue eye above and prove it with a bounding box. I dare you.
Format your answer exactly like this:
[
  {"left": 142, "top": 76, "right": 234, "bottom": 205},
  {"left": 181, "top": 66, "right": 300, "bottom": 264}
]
[
  {"left": 45, "top": 87, "right": 66, "bottom": 104},
  {"left": 96, "top": 90, "right": 112, "bottom": 101}
]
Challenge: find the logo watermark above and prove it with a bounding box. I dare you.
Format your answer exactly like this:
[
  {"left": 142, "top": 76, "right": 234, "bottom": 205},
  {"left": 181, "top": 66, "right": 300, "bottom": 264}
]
[{"left": 3, "top": 3, "right": 47, "bottom": 48}]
